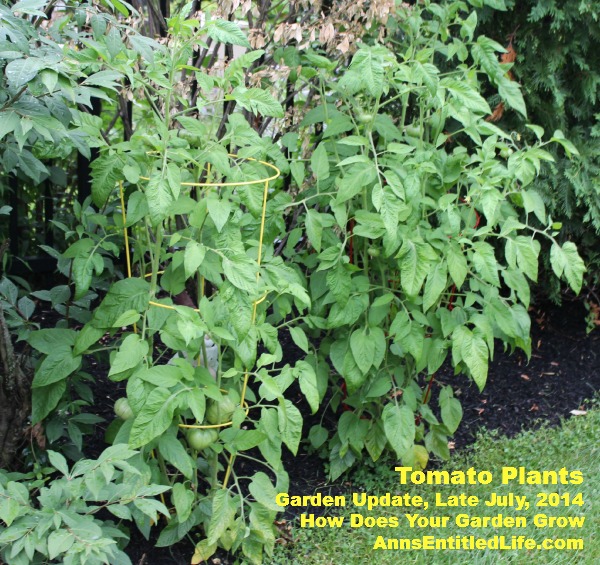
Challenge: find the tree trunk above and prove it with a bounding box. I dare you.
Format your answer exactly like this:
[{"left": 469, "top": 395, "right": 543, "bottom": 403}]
[{"left": 0, "top": 303, "right": 31, "bottom": 469}]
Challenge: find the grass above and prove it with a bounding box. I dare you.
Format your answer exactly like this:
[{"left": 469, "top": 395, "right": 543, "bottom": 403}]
[{"left": 273, "top": 405, "right": 600, "bottom": 564}]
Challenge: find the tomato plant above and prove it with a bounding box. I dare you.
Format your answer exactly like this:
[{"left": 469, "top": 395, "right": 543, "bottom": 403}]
[
  {"left": 21, "top": 10, "right": 317, "bottom": 564},
  {"left": 282, "top": 2, "right": 585, "bottom": 480},
  {"left": 3, "top": 1, "right": 588, "bottom": 564}
]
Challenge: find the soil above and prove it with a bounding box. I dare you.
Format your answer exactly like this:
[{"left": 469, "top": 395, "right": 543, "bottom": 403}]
[
  {"left": 45, "top": 299, "right": 600, "bottom": 563},
  {"left": 439, "top": 299, "right": 599, "bottom": 449}
]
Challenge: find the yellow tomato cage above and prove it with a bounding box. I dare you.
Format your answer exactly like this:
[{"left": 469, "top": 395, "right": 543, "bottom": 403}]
[{"left": 118, "top": 154, "right": 281, "bottom": 489}]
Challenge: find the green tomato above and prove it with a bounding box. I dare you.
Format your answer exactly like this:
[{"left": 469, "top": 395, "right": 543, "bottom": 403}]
[
  {"left": 187, "top": 429, "right": 218, "bottom": 451},
  {"left": 206, "top": 396, "right": 237, "bottom": 424},
  {"left": 114, "top": 398, "right": 133, "bottom": 421},
  {"left": 367, "top": 247, "right": 381, "bottom": 258},
  {"left": 357, "top": 113, "right": 374, "bottom": 124},
  {"left": 404, "top": 125, "right": 421, "bottom": 138}
]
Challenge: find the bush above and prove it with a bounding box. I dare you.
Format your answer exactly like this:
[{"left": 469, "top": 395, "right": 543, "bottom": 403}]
[
  {"left": 477, "top": 0, "right": 600, "bottom": 295},
  {"left": 0, "top": 445, "right": 169, "bottom": 565}
]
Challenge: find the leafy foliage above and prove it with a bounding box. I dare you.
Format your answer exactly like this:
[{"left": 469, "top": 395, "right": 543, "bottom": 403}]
[
  {"left": 0, "top": 445, "right": 169, "bottom": 565},
  {"left": 0, "top": 1, "right": 99, "bottom": 183},
  {"left": 0, "top": 1, "right": 591, "bottom": 564},
  {"left": 477, "top": 0, "right": 600, "bottom": 294},
  {"left": 282, "top": 1, "right": 585, "bottom": 480}
]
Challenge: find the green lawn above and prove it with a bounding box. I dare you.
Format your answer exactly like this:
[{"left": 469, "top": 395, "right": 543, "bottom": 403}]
[{"left": 274, "top": 405, "right": 599, "bottom": 564}]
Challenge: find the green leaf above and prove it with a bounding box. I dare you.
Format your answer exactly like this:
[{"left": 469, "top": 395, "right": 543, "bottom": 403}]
[
  {"left": 349, "top": 47, "right": 385, "bottom": 98},
  {"left": 47, "top": 530, "right": 74, "bottom": 560},
  {"left": 47, "top": 450, "right": 69, "bottom": 476},
  {"left": 146, "top": 174, "right": 174, "bottom": 225},
  {"left": 184, "top": 241, "right": 207, "bottom": 278},
  {"left": 277, "top": 399, "right": 303, "bottom": 455},
  {"left": 454, "top": 326, "right": 489, "bottom": 390},
  {"left": 513, "top": 236, "right": 540, "bottom": 282},
  {"left": 472, "top": 241, "right": 500, "bottom": 287},
  {"left": 32, "top": 349, "right": 81, "bottom": 388},
  {"left": 0, "top": 112, "right": 19, "bottom": 140},
  {"left": 133, "top": 497, "right": 171, "bottom": 522},
  {"left": 289, "top": 326, "right": 309, "bottom": 353},
  {"left": 326, "top": 263, "right": 352, "bottom": 306},
  {"left": 472, "top": 36, "right": 503, "bottom": 81},
  {"left": 447, "top": 242, "right": 467, "bottom": 288},
  {"left": 550, "top": 242, "right": 585, "bottom": 294},
  {"left": 187, "top": 388, "right": 206, "bottom": 423},
  {"left": 498, "top": 75, "right": 527, "bottom": 118},
  {"left": 91, "top": 154, "right": 124, "bottom": 207},
  {"left": 311, "top": 143, "right": 330, "bottom": 181},
  {"left": 74, "top": 324, "right": 105, "bottom": 355},
  {"left": 483, "top": 0, "right": 507, "bottom": 8},
  {"left": 176, "top": 115, "right": 207, "bottom": 136},
  {"left": 296, "top": 360, "right": 319, "bottom": 414},
  {"left": 308, "top": 425, "right": 328, "bottom": 449},
  {"left": 222, "top": 255, "right": 258, "bottom": 292},
  {"left": 342, "top": 349, "right": 368, "bottom": 393},
  {"left": 111, "top": 308, "right": 141, "bottom": 328},
  {"left": 71, "top": 256, "right": 93, "bottom": 300},
  {"left": 125, "top": 192, "right": 148, "bottom": 226},
  {"left": 369, "top": 327, "right": 386, "bottom": 369},
  {"left": 305, "top": 209, "right": 323, "bottom": 252},
  {"left": 440, "top": 393, "right": 463, "bottom": 434},
  {"left": 159, "top": 436, "right": 194, "bottom": 481},
  {"left": 382, "top": 403, "right": 415, "bottom": 458},
  {"left": 521, "top": 190, "right": 546, "bottom": 224},
  {"left": 83, "top": 70, "right": 124, "bottom": 91},
  {"left": 32, "top": 380, "right": 66, "bottom": 423},
  {"left": 130, "top": 34, "right": 162, "bottom": 63},
  {"left": 108, "top": 334, "right": 148, "bottom": 381},
  {"left": 166, "top": 163, "right": 181, "bottom": 199},
  {"left": 290, "top": 161, "right": 305, "bottom": 187},
  {"left": 28, "top": 329, "right": 76, "bottom": 354},
  {"left": 249, "top": 472, "right": 281, "bottom": 511},
  {"left": 487, "top": 298, "right": 518, "bottom": 337},
  {"left": 551, "top": 130, "right": 580, "bottom": 157},
  {"left": 350, "top": 328, "right": 375, "bottom": 374},
  {"left": 423, "top": 262, "right": 447, "bottom": 312},
  {"left": 91, "top": 278, "right": 150, "bottom": 329},
  {"left": 365, "top": 420, "right": 387, "bottom": 462},
  {"left": 443, "top": 79, "right": 491, "bottom": 114},
  {"left": 414, "top": 62, "right": 439, "bottom": 97},
  {"left": 526, "top": 124, "right": 544, "bottom": 140},
  {"left": 171, "top": 482, "right": 194, "bottom": 522},
  {"left": 230, "top": 86, "right": 284, "bottom": 117},
  {"left": 335, "top": 164, "right": 377, "bottom": 204},
  {"left": 397, "top": 240, "right": 435, "bottom": 296},
  {"left": 207, "top": 198, "right": 232, "bottom": 233},
  {"left": 503, "top": 269, "right": 531, "bottom": 308},
  {"left": 5, "top": 57, "right": 43, "bottom": 86},
  {"left": 207, "top": 490, "right": 237, "bottom": 545},
  {"left": 129, "top": 388, "right": 178, "bottom": 448},
  {"left": 380, "top": 187, "right": 406, "bottom": 234},
  {"left": 205, "top": 20, "right": 251, "bottom": 48}
]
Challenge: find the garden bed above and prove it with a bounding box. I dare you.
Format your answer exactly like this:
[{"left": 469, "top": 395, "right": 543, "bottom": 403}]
[{"left": 83, "top": 299, "right": 599, "bottom": 564}]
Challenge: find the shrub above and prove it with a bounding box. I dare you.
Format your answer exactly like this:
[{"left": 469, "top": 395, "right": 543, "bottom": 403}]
[
  {"left": 477, "top": 0, "right": 600, "bottom": 295},
  {"left": 0, "top": 445, "right": 169, "bottom": 565}
]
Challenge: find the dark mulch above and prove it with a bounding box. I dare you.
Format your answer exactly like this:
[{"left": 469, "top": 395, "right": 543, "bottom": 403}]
[
  {"left": 438, "top": 299, "right": 599, "bottom": 449},
  {"left": 50, "top": 299, "right": 600, "bottom": 563}
]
